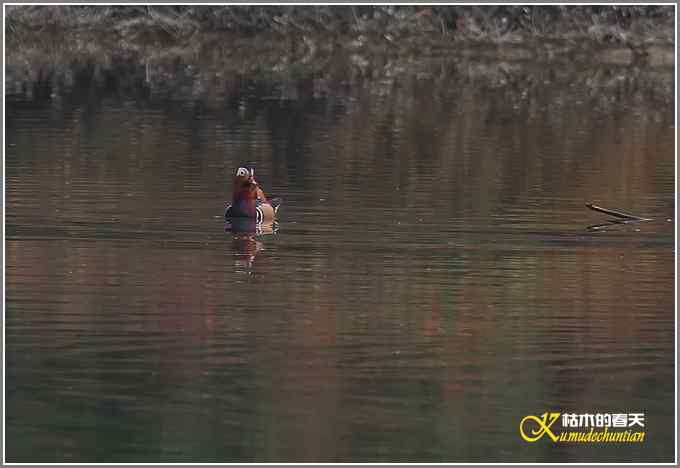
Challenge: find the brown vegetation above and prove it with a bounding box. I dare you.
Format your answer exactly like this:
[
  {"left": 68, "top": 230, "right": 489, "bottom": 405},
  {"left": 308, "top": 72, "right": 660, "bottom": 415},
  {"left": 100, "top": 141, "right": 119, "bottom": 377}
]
[
  {"left": 5, "top": 6, "right": 675, "bottom": 113},
  {"left": 5, "top": 5, "right": 675, "bottom": 45}
]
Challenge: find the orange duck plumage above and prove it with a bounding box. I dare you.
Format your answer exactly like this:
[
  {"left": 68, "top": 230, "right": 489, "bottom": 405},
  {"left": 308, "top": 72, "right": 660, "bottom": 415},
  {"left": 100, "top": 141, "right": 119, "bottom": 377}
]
[{"left": 224, "top": 167, "right": 280, "bottom": 224}]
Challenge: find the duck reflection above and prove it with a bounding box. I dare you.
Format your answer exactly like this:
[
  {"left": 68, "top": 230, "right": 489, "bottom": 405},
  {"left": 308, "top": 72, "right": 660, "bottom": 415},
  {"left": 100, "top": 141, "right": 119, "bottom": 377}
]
[{"left": 225, "top": 218, "right": 279, "bottom": 273}]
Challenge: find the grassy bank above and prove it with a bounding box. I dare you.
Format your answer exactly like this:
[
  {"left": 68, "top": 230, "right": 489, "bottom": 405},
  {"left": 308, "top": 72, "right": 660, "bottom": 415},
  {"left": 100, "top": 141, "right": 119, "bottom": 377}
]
[
  {"left": 5, "top": 5, "right": 675, "bottom": 46},
  {"left": 5, "top": 5, "right": 675, "bottom": 108}
]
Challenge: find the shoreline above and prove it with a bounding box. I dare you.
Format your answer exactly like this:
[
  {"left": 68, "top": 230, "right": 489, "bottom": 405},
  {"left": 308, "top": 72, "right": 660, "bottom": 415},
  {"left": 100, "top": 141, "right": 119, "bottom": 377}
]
[{"left": 5, "top": 6, "right": 675, "bottom": 108}]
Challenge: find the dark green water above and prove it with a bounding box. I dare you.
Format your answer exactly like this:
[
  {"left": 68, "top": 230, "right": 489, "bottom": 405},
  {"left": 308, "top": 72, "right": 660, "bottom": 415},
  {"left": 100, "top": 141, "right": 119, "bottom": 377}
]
[{"left": 5, "top": 57, "right": 675, "bottom": 462}]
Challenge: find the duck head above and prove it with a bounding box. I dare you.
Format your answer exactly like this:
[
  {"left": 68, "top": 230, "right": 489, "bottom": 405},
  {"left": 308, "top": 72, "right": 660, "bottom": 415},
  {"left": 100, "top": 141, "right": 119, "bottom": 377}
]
[{"left": 233, "top": 166, "right": 257, "bottom": 197}]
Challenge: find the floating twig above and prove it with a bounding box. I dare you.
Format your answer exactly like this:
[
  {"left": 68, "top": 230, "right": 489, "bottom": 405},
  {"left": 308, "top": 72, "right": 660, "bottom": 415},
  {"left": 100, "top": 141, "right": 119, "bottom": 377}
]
[
  {"left": 585, "top": 203, "right": 652, "bottom": 231},
  {"left": 586, "top": 203, "right": 650, "bottom": 221}
]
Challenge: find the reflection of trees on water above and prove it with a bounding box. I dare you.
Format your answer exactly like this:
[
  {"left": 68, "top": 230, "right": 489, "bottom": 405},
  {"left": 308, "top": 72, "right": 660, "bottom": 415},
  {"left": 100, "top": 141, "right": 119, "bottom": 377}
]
[{"left": 7, "top": 230, "right": 675, "bottom": 460}]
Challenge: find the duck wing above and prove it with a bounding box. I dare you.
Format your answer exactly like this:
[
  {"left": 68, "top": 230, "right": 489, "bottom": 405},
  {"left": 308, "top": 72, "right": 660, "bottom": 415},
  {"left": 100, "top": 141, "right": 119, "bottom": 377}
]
[{"left": 268, "top": 197, "right": 283, "bottom": 214}]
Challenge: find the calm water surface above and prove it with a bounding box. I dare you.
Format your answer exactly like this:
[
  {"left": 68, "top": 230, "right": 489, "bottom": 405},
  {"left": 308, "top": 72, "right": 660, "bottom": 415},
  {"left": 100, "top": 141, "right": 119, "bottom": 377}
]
[{"left": 5, "top": 60, "right": 675, "bottom": 462}]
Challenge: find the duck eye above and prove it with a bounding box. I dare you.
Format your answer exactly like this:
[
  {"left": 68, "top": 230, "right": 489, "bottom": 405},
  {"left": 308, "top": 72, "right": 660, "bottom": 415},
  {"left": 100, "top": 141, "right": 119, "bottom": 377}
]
[{"left": 236, "top": 167, "right": 249, "bottom": 177}]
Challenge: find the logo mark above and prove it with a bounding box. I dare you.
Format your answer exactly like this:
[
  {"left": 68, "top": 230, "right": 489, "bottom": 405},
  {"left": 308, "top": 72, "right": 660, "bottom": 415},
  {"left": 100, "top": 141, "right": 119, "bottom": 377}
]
[{"left": 519, "top": 412, "right": 561, "bottom": 442}]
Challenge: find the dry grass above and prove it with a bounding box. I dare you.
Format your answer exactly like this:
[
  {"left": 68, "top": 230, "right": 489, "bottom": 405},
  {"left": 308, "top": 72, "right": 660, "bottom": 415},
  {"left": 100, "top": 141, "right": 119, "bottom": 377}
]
[
  {"left": 5, "top": 5, "right": 675, "bottom": 45},
  {"left": 5, "top": 5, "right": 674, "bottom": 109}
]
